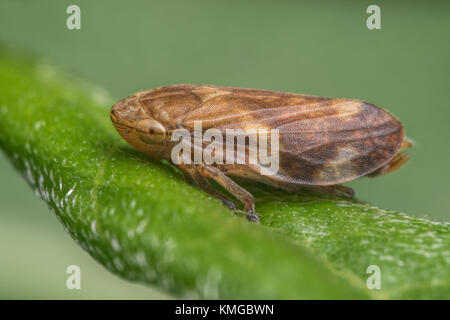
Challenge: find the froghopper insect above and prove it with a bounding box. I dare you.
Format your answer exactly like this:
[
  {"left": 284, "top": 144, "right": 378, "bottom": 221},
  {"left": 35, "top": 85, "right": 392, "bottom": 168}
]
[{"left": 111, "top": 85, "right": 412, "bottom": 222}]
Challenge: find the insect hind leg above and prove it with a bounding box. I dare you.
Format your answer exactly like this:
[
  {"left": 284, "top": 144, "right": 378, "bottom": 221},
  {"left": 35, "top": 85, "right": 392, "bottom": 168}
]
[
  {"left": 265, "top": 179, "right": 355, "bottom": 198},
  {"left": 306, "top": 185, "right": 355, "bottom": 198}
]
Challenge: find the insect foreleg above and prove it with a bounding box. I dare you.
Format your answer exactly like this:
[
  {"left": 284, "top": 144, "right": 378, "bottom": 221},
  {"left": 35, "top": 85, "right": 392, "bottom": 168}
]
[
  {"left": 196, "top": 164, "right": 260, "bottom": 222},
  {"left": 173, "top": 146, "right": 239, "bottom": 210}
]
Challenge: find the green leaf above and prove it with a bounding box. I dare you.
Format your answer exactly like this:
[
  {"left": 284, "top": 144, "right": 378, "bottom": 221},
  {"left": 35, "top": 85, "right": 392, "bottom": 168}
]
[{"left": 0, "top": 50, "right": 448, "bottom": 299}]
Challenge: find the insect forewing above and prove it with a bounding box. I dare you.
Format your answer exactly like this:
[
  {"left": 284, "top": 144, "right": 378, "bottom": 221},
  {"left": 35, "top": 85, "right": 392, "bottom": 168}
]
[{"left": 141, "top": 85, "right": 404, "bottom": 185}]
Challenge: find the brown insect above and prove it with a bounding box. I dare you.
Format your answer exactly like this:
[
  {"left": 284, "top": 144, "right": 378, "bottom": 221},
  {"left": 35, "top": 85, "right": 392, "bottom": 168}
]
[{"left": 111, "top": 85, "right": 411, "bottom": 222}]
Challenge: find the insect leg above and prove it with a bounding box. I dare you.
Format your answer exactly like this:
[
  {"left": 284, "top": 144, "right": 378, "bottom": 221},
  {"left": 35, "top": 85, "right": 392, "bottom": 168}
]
[
  {"left": 262, "top": 179, "right": 354, "bottom": 198},
  {"left": 306, "top": 185, "right": 355, "bottom": 198},
  {"left": 177, "top": 163, "right": 238, "bottom": 210},
  {"left": 197, "top": 164, "right": 260, "bottom": 222}
]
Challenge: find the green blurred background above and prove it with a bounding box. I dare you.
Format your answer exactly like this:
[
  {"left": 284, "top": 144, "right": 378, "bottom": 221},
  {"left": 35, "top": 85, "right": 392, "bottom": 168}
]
[{"left": 0, "top": 0, "right": 449, "bottom": 299}]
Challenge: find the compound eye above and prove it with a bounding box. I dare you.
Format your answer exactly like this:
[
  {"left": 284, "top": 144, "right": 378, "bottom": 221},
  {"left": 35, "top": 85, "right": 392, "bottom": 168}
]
[{"left": 136, "top": 119, "right": 166, "bottom": 144}]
